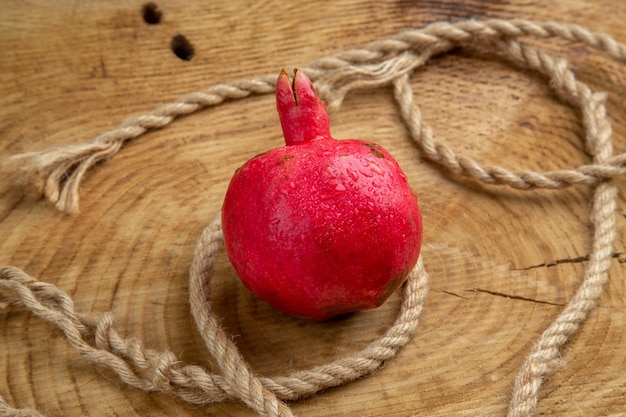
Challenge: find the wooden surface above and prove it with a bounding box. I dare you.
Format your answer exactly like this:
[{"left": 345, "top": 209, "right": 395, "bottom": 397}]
[{"left": 1, "top": 1, "right": 625, "bottom": 416}]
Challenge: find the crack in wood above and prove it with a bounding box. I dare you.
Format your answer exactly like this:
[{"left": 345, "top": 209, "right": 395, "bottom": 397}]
[
  {"left": 513, "top": 252, "right": 625, "bottom": 271},
  {"left": 465, "top": 288, "right": 565, "bottom": 306},
  {"left": 436, "top": 289, "right": 469, "bottom": 299}
]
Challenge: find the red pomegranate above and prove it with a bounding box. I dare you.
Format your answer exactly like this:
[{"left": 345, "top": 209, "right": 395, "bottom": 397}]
[{"left": 221, "top": 69, "right": 422, "bottom": 321}]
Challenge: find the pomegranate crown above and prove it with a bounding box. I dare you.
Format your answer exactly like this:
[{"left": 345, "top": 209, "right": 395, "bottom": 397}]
[{"left": 276, "top": 69, "right": 332, "bottom": 146}]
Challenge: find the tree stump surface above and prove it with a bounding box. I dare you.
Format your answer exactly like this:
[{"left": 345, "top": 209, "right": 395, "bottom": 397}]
[{"left": 1, "top": 1, "right": 624, "bottom": 416}]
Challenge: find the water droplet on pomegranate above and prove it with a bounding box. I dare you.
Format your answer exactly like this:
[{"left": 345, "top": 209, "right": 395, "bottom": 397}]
[
  {"left": 290, "top": 181, "right": 296, "bottom": 188},
  {"left": 372, "top": 180, "right": 382, "bottom": 188},
  {"left": 371, "top": 164, "right": 383, "bottom": 176},
  {"left": 335, "top": 183, "right": 346, "bottom": 192},
  {"left": 346, "top": 168, "right": 359, "bottom": 182},
  {"left": 360, "top": 168, "right": 374, "bottom": 178},
  {"left": 324, "top": 165, "right": 339, "bottom": 179}
]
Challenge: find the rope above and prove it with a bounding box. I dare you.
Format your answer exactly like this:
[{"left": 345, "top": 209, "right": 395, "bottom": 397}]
[
  {"left": 1, "top": 18, "right": 624, "bottom": 417},
  {"left": 0, "top": 221, "right": 430, "bottom": 417},
  {"left": 3, "top": 19, "right": 625, "bottom": 214}
]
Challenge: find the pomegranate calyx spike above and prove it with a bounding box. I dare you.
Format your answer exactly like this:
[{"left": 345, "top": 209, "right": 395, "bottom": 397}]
[{"left": 276, "top": 69, "right": 332, "bottom": 146}]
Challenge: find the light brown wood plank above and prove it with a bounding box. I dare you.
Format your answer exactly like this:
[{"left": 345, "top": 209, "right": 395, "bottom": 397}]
[{"left": 1, "top": 1, "right": 624, "bottom": 416}]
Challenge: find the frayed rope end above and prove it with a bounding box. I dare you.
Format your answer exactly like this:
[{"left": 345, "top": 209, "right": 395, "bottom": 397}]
[{"left": 1, "top": 140, "right": 125, "bottom": 215}]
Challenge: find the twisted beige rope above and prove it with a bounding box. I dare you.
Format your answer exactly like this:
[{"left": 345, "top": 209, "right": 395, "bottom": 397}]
[
  {"left": 4, "top": 19, "right": 626, "bottom": 214},
  {"left": 0, "top": 221, "right": 429, "bottom": 417},
  {"left": 1, "top": 18, "right": 625, "bottom": 417}
]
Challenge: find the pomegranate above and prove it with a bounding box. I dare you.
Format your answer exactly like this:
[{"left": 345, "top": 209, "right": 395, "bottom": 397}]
[{"left": 221, "top": 69, "right": 422, "bottom": 321}]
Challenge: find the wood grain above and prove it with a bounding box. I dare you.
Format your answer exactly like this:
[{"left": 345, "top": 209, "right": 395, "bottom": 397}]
[{"left": 1, "top": 1, "right": 625, "bottom": 416}]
